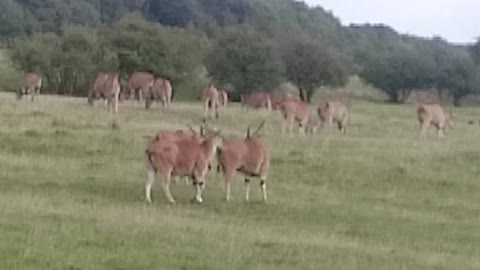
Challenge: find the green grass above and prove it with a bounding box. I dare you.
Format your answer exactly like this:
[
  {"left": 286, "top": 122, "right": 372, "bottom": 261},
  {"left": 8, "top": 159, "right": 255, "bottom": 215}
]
[{"left": 1, "top": 92, "right": 480, "bottom": 270}]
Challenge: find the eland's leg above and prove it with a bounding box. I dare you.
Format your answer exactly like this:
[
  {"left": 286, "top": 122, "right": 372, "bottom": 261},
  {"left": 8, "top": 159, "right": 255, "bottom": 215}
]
[
  {"left": 113, "top": 92, "right": 119, "bottom": 114},
  {"left": 298, "top": 121, "right": 307, "bottom": 137},
  {"left": 194, "top": 178, "right": 205, "bottom": 203},
  {"left": 203, "top": 100, "right": 209, "bottom": 119},
  {"left": 260, "top": 178, "right": 267, "bottom": 202},
  {"left": 146, "top": 169, "right": 155, "bottom": 203},
  {"left": 419, "top": 121, "right": 429, "bottom": 137},
  {"left": 129, "top": 88, "right": 135, "bottom": 103},
  {"left": 437, "top": 126, "right": 445, "bottom": 138},
  {"left": 259, "top": 159, "right": 270, "bottom": 203},
  {"left": 287, "top": 116, "right": 294, "bottom": 136},
  {"left": 138, "top": 88, "right": 144, "bottom": 104},
  {"left": 245, "top": 178, "right": 251, "bottom": 202},
  {"left": 114, "top": 97, "right": 119, "bottom": 114},
  {"left": 341, "top": 122, "right": 348, "bottom": 135},
  {"left": 342, "top": 117, "right": 349, "bottom": 135},
  {"left": 224, "top": 172, "right": 234, "bottom": 202},
  {"left": 162, "top": 173, "right": 175, "bottom": 204}
]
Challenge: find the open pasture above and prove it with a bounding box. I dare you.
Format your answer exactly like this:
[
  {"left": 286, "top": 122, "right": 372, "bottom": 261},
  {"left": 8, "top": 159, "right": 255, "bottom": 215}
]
[{"left": 1, "top": 93, "right": 480, "bottom": 269}]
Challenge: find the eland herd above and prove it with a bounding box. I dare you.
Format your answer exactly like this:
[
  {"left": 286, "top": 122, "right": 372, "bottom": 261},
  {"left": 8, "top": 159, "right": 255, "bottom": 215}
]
[{"left": 15, "top": 71, "right": 456, "bottom": 204}]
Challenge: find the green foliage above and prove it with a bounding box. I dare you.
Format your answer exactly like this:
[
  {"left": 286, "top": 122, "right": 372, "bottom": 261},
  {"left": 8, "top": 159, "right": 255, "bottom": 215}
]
[
  {"left": 144, "top": 0, "right": 195, "bottom": 27},
  {"left": 109, "top": 15, "right": 206, "bottom": 82},
  {"left": 9, "top": 32, "right": 62, "bottom": 87},
  {"left": 358, "top": 45, "right": 436, "bottom": 102},
  {"left": 8, "top": 16, "right": 206, "bottom": 98},
  {"left": 20, "top": 0, "right": 101, "bottom": 33},
  {"left": 10, "top": 27, "right": 117, "bottom": 96},
  {"left": 470, "top": 39, "right": 480, "bottom": 65},
  {"left": 206, "top": 26, "right": 284, "bottom": 95},
  {"left": 92, "top": 0, "right": 147, "bottom": 23},
  {"left": 283, "top": 36, "right": 352, "bottom": 102},
  {"left": 1, "top": 0, "right": 479, "bottom": 104},
  {"left": 352, "top": 25, "right": 479, "bottom": 104},
  {"left": 0, "top": 49, "right": 20, "bottom": 92},
  {"left": 437, "top": 50, "right": 479, "bottom": 105},
  {"left": 0, "top": 0, "right": 29, "bottom": 38}
]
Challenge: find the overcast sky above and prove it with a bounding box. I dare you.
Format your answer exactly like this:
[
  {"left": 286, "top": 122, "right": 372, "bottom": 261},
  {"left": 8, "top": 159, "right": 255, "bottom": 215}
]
[{"left": 304, "top": 0, "right": 479, "bottom": 44}]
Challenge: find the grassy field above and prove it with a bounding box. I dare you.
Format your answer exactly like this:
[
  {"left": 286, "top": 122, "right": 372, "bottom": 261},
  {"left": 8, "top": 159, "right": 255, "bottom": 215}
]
[{"left": 1, "top": 92, "right": 480, "bottom": 270}]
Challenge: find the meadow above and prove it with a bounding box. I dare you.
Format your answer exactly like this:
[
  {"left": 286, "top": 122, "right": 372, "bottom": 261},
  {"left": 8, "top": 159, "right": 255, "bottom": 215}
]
[{"left": 1, "top": 92, "right": 480, "bottom": 270}]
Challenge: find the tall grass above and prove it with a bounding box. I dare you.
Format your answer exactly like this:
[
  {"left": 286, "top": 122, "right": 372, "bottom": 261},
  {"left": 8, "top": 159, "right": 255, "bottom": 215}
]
[{"left": 1, "top": 93, "right": 480, "bottom": 270}]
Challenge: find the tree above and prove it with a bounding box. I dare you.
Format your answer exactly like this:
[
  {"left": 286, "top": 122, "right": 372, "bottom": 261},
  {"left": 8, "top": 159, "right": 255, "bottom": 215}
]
[
  {"left": 10, "top": 26, "right": 118, "bottom": 96},
  {"left": 143, "top": 0, "right": 194, "bottom": 27},
  {"left": 282, "top": 37, "right": 352, "bottom": 102},
  {"left": 3, "top": 0, "right": 479, "bottom": 104},
  {"left": 92, "top": 0, "right": 146, "bottom": 23},
  {"left": 205, "top": 26, "right": 284, "bottom": 96},
  {"left": 19, "top": 0, "right": 101, "bottom": 33},
  {"left": 8, "top": 15, "right": 207, "bottom": 99},
  {"left": 436, "top": 48, "right": 479, "bottom": 106},
  {"left": 0, "top": 0, "right": 29, "bottom": 38},
  {"left": 471, "top": 38, "right": 480, "bottom": 65},
  {"left": 358, "top": 44, "right": 437, "bottom": 103},
  {"left": 108, "top": 15, "right": 206, "bottom": 83}
]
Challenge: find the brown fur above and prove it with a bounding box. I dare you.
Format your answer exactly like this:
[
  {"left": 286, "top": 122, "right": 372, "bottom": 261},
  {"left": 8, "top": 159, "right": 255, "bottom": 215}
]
[
  {"left": 417, "top": 104, "right": 453, "bottom": 137},
  {"left": 317, "top": 101, "right": 349, "bottom": 135},
  {"left": 279, "top": 99, "right": 311, "bottom": 136},
  {"left": 218, "top": 90, "right": 229, "bottom": 108},
  {"left": 125, "top": 72, "right": 154, "bottom": 103},
  {"left": 88, "top": 73, "right": 121, "bottom": 114},
  {"left": 270, "top": 92, "right": 300, "bottom": 111},
  {"left": 241, "top": 92, "right": 272, "bottom": 110},
  {"left": 202, "top": 84, "right": 220, "bottom": 119},
  {"left": 305, "top": 111, "right": 320, "bottom": 135},
  {"left": 145, "top": 78, "right": 173, "bottom": 109},
  {"left": 216, "top": 122, "right": 269, "bottom": 202},
  {"left": 152, "top": 129, "right": 195, "bottom": 143},
  {"left": 150, "top": 128, "right": 206, "bottom": 185},
  {"left": 145, "top": 127, "right": 221, "bottom": 204},
  {"left": 17, "top": 72, "right": 42, "bottom": 102}
]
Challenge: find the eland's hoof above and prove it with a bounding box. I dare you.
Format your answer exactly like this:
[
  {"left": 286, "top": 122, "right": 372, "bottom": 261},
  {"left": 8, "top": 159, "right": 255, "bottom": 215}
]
[{"left": 191, "top": 197, "right": 203, "bottom": 204}]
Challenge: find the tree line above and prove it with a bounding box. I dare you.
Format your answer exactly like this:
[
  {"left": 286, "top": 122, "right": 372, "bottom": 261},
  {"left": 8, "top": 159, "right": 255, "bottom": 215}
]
[{"left": 1, "top": 0, "right": 479, "bottom": 105}]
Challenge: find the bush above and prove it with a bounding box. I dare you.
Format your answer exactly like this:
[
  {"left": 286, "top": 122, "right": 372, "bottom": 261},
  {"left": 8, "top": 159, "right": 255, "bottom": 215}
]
[{"left": 0, "top": 49, "right": 21, "bottom": 92}]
